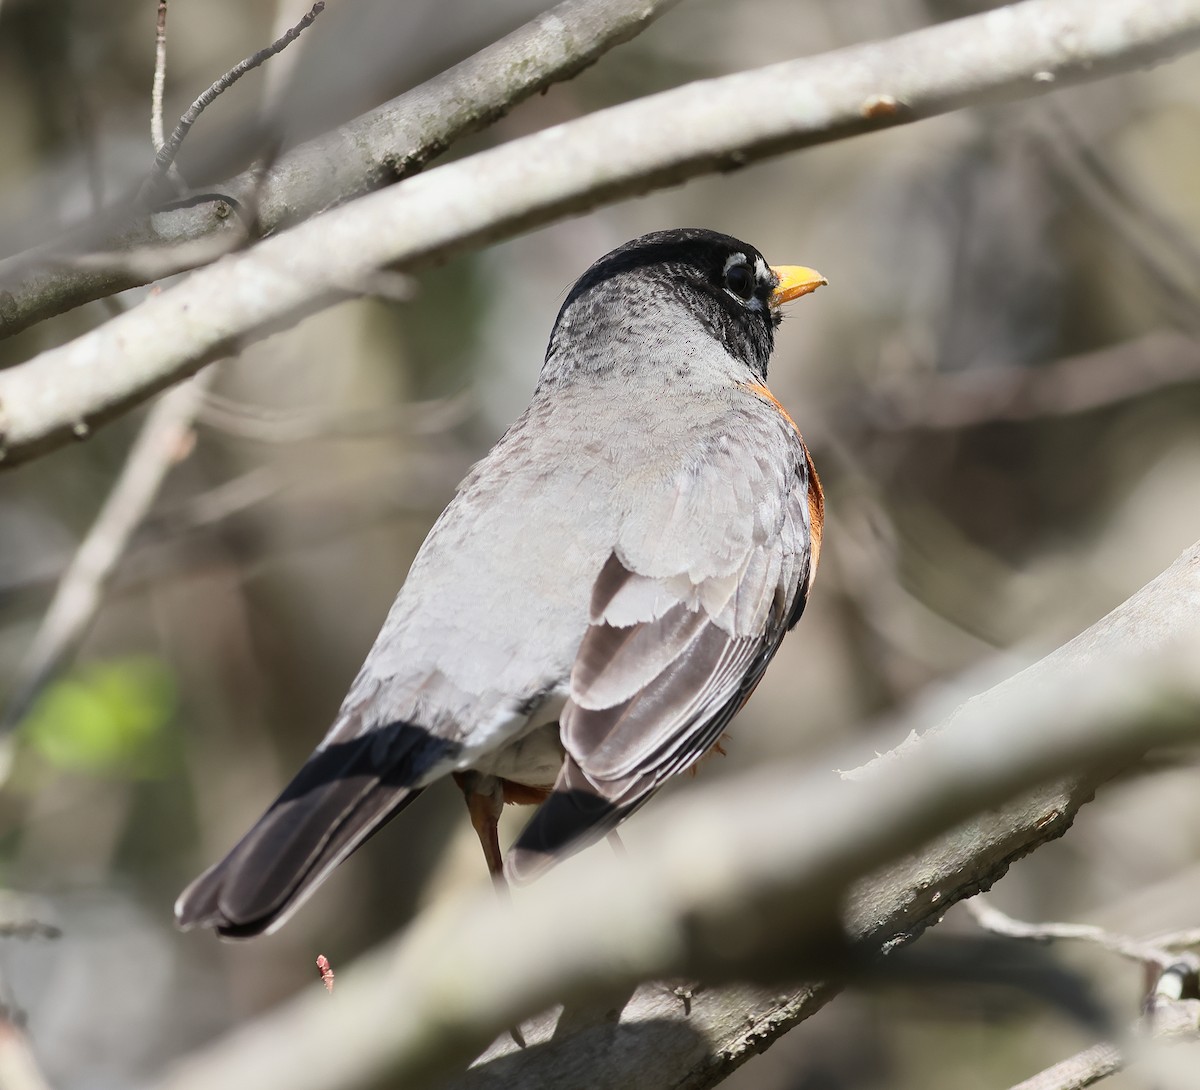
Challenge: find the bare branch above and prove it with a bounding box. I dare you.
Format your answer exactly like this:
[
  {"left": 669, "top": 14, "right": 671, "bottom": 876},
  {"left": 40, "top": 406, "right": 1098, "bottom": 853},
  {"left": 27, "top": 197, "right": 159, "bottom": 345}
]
[
  {"left": 1012, "top": 1037, "right": 1123, "bottom": 1090},
  {"left": 964, "top": 895, "right": 1200, "bottom": 1089},
  {"left": 1042, "top": 105, "right": 1200, "bottom": 295},
  {"left": 0, "top": 0, "right": 684, "bottom": 339},
  {"left": 1007, "top": 998, "right": 1200, "bottom": 1090},
  {"left": 0, "top": 892, "right": 60, "bottom": 941},
  {"left": 54, "top": 225, "right": 248, "bottom": 282},
  {"left": 1031, "top": 111, "right": 1200, "bottom": 334},
  {"left": 152, "top": 0, "right": 169, "bottom": 153},
  {"left": 1009, "top": 1040, "right": 1124, "bottom": 1090},
  {"left": 145, "top": 2, "right": 326, "bottom": 198},
  {"left": 966, "top": 896, "right": 1200, "bottom": 973},
  {"left": 150, "top": 543, "right": 1200, "bottom": 1090},
  {"left": 0, "top": 368, "right": 217, "bottom": 735},
  {"left": 3, "top": 0, "right": 1200, "bottom": 467},
  {"left": 1154, "top": 928, "right": 1200, "bottom": 950}
]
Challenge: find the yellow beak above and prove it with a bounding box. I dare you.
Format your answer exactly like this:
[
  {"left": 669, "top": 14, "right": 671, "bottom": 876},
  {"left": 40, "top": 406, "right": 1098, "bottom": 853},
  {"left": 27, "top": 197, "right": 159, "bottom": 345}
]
[{"left": 769, "top": 265, "right": 827, "bottom": 307}]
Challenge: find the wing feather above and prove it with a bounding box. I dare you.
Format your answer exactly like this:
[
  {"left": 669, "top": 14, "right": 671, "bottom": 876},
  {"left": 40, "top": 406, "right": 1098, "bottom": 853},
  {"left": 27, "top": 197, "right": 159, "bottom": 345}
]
[{"left": 509, "top": 421, "right": 816, "bottom": 882}]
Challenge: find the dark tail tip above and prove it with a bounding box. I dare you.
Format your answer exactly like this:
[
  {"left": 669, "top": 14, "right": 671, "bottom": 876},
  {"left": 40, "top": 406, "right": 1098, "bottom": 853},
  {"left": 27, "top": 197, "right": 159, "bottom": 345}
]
[
  {"left": 175, "top": 861, "right": 278, "bottom": 939},
  {"left": 174, "top": 868, "right": 229, "bottom": 933},
  {"left": 174, "top": 724, "right": 450, "bottom": 938}
]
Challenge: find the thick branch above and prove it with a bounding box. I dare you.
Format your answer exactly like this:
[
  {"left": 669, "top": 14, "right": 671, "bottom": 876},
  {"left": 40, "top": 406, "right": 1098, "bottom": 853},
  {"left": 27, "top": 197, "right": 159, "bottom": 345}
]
[
  {"left": 150, "top": 544, "right": 1200, "bottom": 1090},
  {"left": 3, "top": 0, "right": 1200, "bottom": 467},
  {"left": 0, "top": 0, "right": 682, "bottom": 339}
]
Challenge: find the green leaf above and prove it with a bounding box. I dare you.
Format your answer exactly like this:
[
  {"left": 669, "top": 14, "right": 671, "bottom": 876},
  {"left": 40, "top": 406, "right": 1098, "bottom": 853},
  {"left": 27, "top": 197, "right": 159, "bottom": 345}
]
[{"left": 21, "top": 658, "right": 176, "bottom": 776}]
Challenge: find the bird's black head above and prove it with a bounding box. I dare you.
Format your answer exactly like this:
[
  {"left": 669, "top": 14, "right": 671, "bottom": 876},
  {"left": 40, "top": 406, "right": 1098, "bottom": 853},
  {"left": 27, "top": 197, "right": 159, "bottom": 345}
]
[{"left": 544, "top": 228, "right": 822, "bottom": 382}]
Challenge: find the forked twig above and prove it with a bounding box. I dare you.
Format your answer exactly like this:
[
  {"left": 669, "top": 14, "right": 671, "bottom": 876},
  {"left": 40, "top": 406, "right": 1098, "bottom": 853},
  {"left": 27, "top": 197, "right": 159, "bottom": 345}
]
[{"left": 145, "top": 1, "right": 325, "bottom": 196}]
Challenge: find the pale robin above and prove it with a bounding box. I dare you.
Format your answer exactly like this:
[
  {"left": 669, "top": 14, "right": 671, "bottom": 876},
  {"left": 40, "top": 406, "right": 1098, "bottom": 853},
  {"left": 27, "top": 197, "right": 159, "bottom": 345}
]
[{"left": 175, "top": 228, "right": 826, "bottom": 937}]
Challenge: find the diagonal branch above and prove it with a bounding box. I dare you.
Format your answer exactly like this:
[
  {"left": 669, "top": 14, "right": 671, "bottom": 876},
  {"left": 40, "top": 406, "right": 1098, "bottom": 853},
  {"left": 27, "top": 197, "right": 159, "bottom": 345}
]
[
  {"left": 145, "top": 2, "right": 326, "bottom": 194},
  {"left": 1007, "top": 997, "right": 1200, "bottom": 1090},
  {"left": 3, "top": 0, "right": 1200, "bottom": 468},
  {"left": 150, "top": 542, "right": 1200, "bottom": 1090},
  {"left": 966, "top": 896, "right": 1200, "bottom": 974},
  {"left": 0, "top": 0, "right": 685, "bottom": 340}
]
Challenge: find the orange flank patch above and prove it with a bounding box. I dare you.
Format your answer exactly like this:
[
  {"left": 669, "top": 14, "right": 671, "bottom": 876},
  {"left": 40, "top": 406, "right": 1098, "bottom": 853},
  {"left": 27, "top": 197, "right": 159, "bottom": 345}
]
[
  {"left": 745, "top": 382, "right": 800, "bottom": 434},
  {"left": 804, "top": 443, "right": 824, "bottom": 586},
  {"left": 501, "top": 779, "right": 553, "bottom": 805}
]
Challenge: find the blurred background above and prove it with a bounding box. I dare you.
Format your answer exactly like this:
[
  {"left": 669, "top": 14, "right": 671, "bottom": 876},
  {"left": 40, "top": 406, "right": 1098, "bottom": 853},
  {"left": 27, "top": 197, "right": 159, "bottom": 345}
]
[{"left": 1, "top": 0, "right": 1199, "bottom": 1087}]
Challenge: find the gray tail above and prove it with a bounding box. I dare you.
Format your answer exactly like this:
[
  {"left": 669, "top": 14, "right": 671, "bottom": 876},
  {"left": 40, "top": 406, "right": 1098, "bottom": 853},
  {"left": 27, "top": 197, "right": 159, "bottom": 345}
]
[{"left": 175, "top": 724, "right": 450, "bottom": 938}]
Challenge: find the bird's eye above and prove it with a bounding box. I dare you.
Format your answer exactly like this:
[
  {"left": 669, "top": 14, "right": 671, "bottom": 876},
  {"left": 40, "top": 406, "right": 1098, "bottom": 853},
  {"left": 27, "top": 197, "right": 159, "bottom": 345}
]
[{"left": 725, "top": 263, "right": 755, "bottom": 301}]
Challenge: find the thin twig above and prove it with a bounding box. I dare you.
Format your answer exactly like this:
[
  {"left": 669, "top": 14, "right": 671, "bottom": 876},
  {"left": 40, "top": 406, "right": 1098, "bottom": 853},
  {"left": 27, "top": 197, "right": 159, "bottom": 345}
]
[
  {"left": 0, "top": 368, "right": 218, "bottom": 738},
  {"left": 1044, "top": 103, "right": 1200, "bottom": 295},
  {"left": 146, "top": 1, "right": 325, "bottom": 192},
  {"left": 1153, "top": 928, "right": 1200, "bottom": 949},
  {"left": 0, "top": 0, "right": 684, "bottom": 339},
  {"left": 0, "top": 893, "right": 60, "bottom": 941},
  {"left": 1007, "top": 1041, "right": 1124, "bottom": 1090},
  {"left": 1031, "top": 112, "right": 1200, "bottom": 333},
  {"left": 1007, "top": 997, "right": 1200, "bottom": 1090},
  {"left": 0, "top": 921, "right": 60, "bottom": 941},
  {"left": 151, "top": 0, "right": 168, "bottom": 153},
  {"left": 965, "top": 896, "right": 1200, "bottom": 972}
]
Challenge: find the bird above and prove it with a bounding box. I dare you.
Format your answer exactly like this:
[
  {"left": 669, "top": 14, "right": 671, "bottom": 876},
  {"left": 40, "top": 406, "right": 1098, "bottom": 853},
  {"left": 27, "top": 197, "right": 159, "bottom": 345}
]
[{"left": 175, "top": 228, "right": 827, "bottom": 938}]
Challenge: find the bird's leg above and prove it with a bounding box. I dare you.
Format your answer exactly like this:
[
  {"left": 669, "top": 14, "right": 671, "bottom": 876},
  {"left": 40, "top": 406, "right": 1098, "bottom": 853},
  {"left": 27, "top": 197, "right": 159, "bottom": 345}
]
[
  {"left": 606, "top": 829, "right": 627, "bottom": 858},
  {"left": 452, "top": 771, "right": 526, "bottom": 1049},
  {"left": 452, "top": 771, "right": 508, "bottom": 890}
]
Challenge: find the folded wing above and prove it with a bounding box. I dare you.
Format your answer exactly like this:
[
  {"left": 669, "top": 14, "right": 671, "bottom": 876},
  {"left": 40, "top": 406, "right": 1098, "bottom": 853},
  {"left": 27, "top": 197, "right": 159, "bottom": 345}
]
[{"left": 508, "top": 428, "right": 817, "bottom": 881}]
